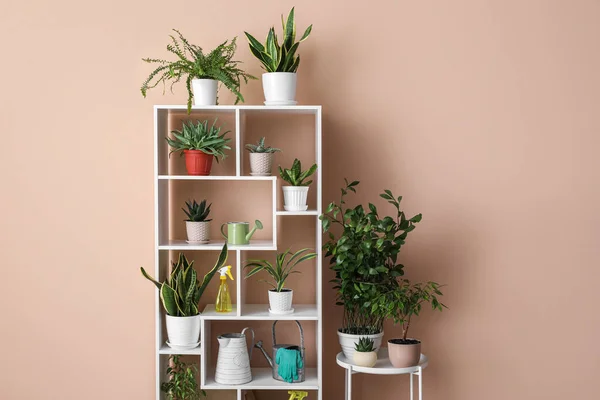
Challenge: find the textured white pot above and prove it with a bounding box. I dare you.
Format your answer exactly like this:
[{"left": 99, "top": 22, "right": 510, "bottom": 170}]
[
  {"left": 353, "top": 351, "right": 378, "bottom": 367},
  {"left": 262, "top": 72, "right": 297, "bottom": 103},
  {"left": 337, "top": 330, "right": 384, "bottom": 360},
  {"left": 268, "top": 289, "right": 293, "bottom": 312},
  {"left": 192, "top": 79, "right": 218, "bottom": 106},
  {"left": 165, "top": 314, "right": 201, "bottom": 348},
  {"left": 249, "top": 153, "right": 274, "bottom": 175},
  {"left": 282, "top": 186, "right": 309, "bottom": 211},
  {"left": 186, "top": 220, "right": 210, "bottom": 242}
]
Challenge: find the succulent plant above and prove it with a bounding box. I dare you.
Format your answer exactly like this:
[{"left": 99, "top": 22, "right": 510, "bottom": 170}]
[
  {"left": 354, "top": 337, "right": 375, "bottom": 353},
  {"left": 140, "top": 244, "right": 228, "bottom": 316},
  {"left": 166, "top": 119, "right": 231, "bottom": 161},
  {"left": 183, "top": 199, "right": 212, "bottom": 222},
  {"left": 245, "top": 137, "right": 281, "bottom": 154},
  {"left": 278, "top": 158, "right": 317, "bottom": 186}
]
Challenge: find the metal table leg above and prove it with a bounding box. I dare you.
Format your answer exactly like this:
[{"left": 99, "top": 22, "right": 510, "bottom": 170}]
[
  {"left": 345, "top": 367, "right": 353, "bottom": 400},
  {"left": 410, "top": 372, "right": 414, "bottom": 400},
  {"left": 418, "top": 366, "right": 423, "bottom": 400}
]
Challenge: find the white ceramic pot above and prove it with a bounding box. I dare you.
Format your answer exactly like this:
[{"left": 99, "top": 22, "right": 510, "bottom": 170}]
[
  {"left": 353, "top": 351, "right": 378, "bottom": 368},
  {"left": 337, "top": 330, "right": 384, "bottom": 360},
  {"left": 186, "top": 220, "right": 210, "bottom": 243},
  {"left": 165, "top": 314, "right": 201, "bottom": 349},
  {"left": 192, "top": 79, "right": 218, "bottom": 106},
  {"left": 249, "top": 153, "right": 274, "bottom": 175},
  {"left": 268, "top": 289, "right": 293, "bottom": 312},
  {"left": 282, "top": 186, "right": 309, "bottom": 211},
  {"left": 262, "top": 72, "right": 297, "bottom": 104}
]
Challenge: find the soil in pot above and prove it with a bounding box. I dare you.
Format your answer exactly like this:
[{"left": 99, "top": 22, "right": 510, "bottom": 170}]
[
  {"left": 184, "top": 150, "right": 213, "bottom": 175},
  {"left": 389, "top": 338, "right": 421, "bottom": 345}
]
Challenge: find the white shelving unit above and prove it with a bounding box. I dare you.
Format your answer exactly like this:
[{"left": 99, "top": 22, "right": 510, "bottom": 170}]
[{"left": 153, "top": 105, "right": 323, "bottom": 400}]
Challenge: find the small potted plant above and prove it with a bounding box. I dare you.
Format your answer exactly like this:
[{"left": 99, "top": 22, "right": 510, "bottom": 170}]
[
  {"left": 244, "top": 248, "right": 317, "bottom": 314},
  {"left": 183, "top": 199, "right": 212, "bottom": 243},
  {"left": 278, "top": 158, "right": 317, "bottom": 211},
  {"left": 166, "top": 119, "right": 231, "bottom": 176},
  {"left": 353, "top": 337, "right": 377, "bottom": 368},
  {"left": 161, "top": 355, "right": 206, "bottom": 399},
  {"left": 320, "top": 180, "right": 423, "bottom": 360},
  {"left": 140, "top": 245, "right": 228, "bottom": 349},
  {"left": 141, "top": 30, "right": 256, "bottom": 113},
  {"left": 383, "top": 279, "right": 446, "bottom": 368},
  {"left": 245, "top": 137, "right": 282, "bottom": 176},
  {"left": 245, "top": 7, "right": 312, "bottom": 105}
]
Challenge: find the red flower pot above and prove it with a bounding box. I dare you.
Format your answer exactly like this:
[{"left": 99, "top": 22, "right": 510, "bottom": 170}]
[{"left": 184, "top": 150, "right": 213, "bottom": 176}]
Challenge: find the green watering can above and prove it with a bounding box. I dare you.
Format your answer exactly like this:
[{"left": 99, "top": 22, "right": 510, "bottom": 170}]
[{"left": 220, "top": 220, "right": 263, "bottom": 245}]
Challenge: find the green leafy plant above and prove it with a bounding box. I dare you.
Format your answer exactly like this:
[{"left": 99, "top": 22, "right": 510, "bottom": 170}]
[
  {"left": 161, "top": 355, "right": 206, "bottom": 400},
  {"left": 278, "top": 158, "right": 317, "bottom": 186},
  {"left": 381, "top": 280, "right": 446, "bottom": 341},
  {"left": 244, "top": 248, "right": 317, "bottom": 292},
  {"left": 166, "top": 119, "right": 231, "bottom": 161},
  {"left": 140, "top": 244, "right": 228, "bottom": 316},
  {"left": 354, "top": 337, "right": 375, "bottom": 353},
  {"left": 320, "top": 180, "right": 422, "bottom": 335},
  {"left": 182, "top": 199, "right": 212, "bottom": 222},
  {"left": 244, "top": 7, "right": 312, "bottom": 72},
  {"left": 141, "top": 30, "right": 256, "bottom": 113},
  {"left": 245, "top": 137, "right": 282, "bottom": 154}
]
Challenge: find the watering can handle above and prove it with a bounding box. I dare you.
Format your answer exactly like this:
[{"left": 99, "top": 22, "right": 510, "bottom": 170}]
[
  {"left": 242, "top": 327, "right": 255, "bottom": 360},
  {"left": 220, "top": 223, "right": 228, "bottom": 239},
  {"left": 272, "top": 320, "right": 305, "bottom": 350}
]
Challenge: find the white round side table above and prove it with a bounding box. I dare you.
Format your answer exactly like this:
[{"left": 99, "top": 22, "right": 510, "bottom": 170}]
[{"left": 336, "top": 348, "right": 428, "bottom": 400}]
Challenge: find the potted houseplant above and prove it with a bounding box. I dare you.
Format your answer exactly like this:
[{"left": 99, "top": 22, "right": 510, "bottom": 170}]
[
  {"left": 320, "top": 180, "right": 422, "bottom": 360},
  {"left": 166, "top": 119, "right": 231, "bottom": 176},
  {"left": 161, "top": 355, "right": 206, "bottom": 399},
  {"left": 141, "top": 30, "right": 256, "bottom": 112},
  {"left": 278, "top": 158, "right": 317, "bottom": 211},
  {"left": 244, "top": 248, "right": 317, "bottom": 314},
  {"left": 353, "top": 337, "right": 377, "bottom": 367},
  {"left": 245, "top": 7, "right": 312, "bottom": 105},
  {"left": 183, "top": 199, "right": 212, "bottom": 243},
  {"left": 245, "top": 137, "right": 282, "bottom": 176},
  {"left": 382, "top": 279, "right": 446, "bottom": 368},
  {"left": 140, "top": 244, "right": 229, "bottom": 349}
]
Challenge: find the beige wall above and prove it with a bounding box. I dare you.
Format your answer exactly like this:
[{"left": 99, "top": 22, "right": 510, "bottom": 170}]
[{"left": 2, "top": 0, "right": 599, "bottom": 399}]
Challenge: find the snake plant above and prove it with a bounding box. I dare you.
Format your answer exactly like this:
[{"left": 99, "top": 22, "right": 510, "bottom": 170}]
[
  {"left": 166, "top": 119, "right": 231, "bottom": 161},
  {"left": 140, "top": 244, "right": 228, "bottom": 316},
  {"left": 278, "top": 158, "right": 317, "bottom": 186},
  {"left": 183, "top": 199, "right": 212, "bottom": 222},
  {"left": 244, "top": 7, "right": 312, "bottom": 73}
]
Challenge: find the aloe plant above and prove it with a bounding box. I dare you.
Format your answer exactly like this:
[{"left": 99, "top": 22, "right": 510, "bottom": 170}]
[
  {"left": 166, "top": 119, "right": 231, "bottom": 161},
  {"left": 183, "top": 199, "right": 212, "bottom": 222},
  {"left": 244, "top": 7, "right": 312, "bottom": 73},
  {"left": 245, "top": 137, "right": 281, "bottom": 154},
  {"left": 278, "top": 158, "right": 317, "bottom": 186},
  {"left": 354, "top": 337, "right": 375, "bottom": 353},
  {"left": 140, "top": 244, "right": 228, "bottom": 316}
]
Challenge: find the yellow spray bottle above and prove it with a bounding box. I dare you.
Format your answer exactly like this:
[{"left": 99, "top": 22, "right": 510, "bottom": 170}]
[{"left": 215, "top": 265, "right": 233, "bottom": 313}]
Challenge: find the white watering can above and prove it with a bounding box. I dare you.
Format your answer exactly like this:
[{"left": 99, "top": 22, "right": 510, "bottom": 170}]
[{"left": 215, "top": 327, "right": 255, "bottom": 385}]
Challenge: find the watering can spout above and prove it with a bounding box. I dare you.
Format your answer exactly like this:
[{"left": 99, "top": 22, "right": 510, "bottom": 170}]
[
  {"left": 246, "top": 219, "right": 263, "bottom": 241},
  {"left": 254, "top": 340, "right": 274, "bottom": 368}
]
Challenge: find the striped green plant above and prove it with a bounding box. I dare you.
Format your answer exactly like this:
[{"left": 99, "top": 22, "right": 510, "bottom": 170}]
[
  {"left": 244, "top": 248, "right": 317, "bottom": 292},
  {"left": 244, "top": 7, "right": 312, "bottom": 73}
]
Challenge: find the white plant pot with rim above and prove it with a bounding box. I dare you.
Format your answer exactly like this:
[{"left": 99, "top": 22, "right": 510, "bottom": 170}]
[
  {"left": 353, "top": 351, "right": 378, "bottom": 368},
  {"left": 337, "top": 330, "right": 384, "bottom": 360},
  {"left": 262, "top": 72, "right": 297, "bottom": 104},
  {"left": 192, "top": 78, "right": 218, "bottom": 106},
  {"left": 249, "top": 153, "right": 274, "bottom": 176},
  {"left": 185, "top": 220, "right": 210, "bottom": 243},
  {"left": 282, "top": 186, "right": 309, "bottom": 211},
  {"left": 268, "top": 289, "right": 293, "bottom": 313},
  {"left": 165, "top": 314, "right": 201, "bottom": 349}
]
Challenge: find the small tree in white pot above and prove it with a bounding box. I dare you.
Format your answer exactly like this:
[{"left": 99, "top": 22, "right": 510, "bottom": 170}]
[
  {"left": 244, "top": 248, "right": 316, "bottom": 314},
  {"left": 245, "top": 137, "right": 281, "bottom": 176},
  {"left": 279, "top": 158, "right": 317, "bottom": 211},
  {"left": 183, "top": 199, "right": 212, "bottom": 243}
]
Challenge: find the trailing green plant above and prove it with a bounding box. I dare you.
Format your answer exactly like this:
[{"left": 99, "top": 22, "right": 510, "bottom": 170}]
[
  {"left": 140, "top": 244, "right": 228, "bottom": 316},
  {"left": 245, "top": 7, "right": 312, "bottom": 73},
  {"left": 354, "top": 337, "right": 375, "bottom": 353},
  {"left": 141, "top": 30, "right": 256, "bottom": 113},
  {"left": 161, "top": 355, "right": 206, "bottom": 400},
  {"left": 166, "top": 119, "right": 231, "bottom": 161},
  {"left": 278, "top": 158, "right": 317, "bottom": 186},
  {"left": 245, "top": 137, "right": 281, "bottom": 154},
  {"left": 182, "top": 199, "right": 212, "bottom": 222},
  {"left": 320, "top": 180, "right": 422, "bottom": 335},
  {"left": 244, "top": 248, "right": 317, "bottom": 292},
  {"left": 380, "top": 279, "right": 446, "bottom": 340}
]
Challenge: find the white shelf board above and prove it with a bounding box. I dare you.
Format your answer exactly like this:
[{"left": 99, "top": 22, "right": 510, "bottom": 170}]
[
  {"left": 158, "top": 175, "right": 276, "bottom": 181},
  {"left": 276, "top": 210, "right": 320, "bottom": 216},
  {"left": 155, "top": 105, "right": 321, "bottom": 114},
  {"left": 201, "top": 304, "right": 318, "bottom": 320},
  {"left": 200, "top": 305, "right": 238, "bottom": 319},
  {"left": 159, "top": 343, "right": 202, "bottom": 355},
  {"left": 159, "top": 240, "right": 276, "bottom": 251},
  {"left": 204, "top": 367, "right": 318, "bottom": 390}
]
